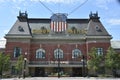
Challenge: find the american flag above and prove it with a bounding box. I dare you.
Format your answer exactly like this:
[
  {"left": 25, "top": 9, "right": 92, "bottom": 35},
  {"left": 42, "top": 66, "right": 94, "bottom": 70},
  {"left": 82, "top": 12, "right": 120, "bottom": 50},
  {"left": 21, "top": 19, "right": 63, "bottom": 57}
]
[{"left": 51, "top": 21, "right": 67, "bottom": 32}]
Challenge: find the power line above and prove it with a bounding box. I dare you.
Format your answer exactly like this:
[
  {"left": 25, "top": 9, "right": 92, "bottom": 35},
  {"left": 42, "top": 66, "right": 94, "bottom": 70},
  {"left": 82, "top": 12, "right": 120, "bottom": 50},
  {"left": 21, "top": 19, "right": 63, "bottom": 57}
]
[
  {"left": 39, "top": 0, "right": 88, "bottom": 16},
  {"left": 68, "top": 0, "right": 88, "bottom": 16},
  {"left": 39, "top": 0, "right": 54, "bottom": 14}
]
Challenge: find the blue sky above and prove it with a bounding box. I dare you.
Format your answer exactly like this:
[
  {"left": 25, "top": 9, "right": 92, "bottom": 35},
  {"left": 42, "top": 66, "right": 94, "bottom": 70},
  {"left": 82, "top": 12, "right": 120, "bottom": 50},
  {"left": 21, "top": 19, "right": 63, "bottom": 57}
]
[{"left": 0, "top": 0, "right": 120, "bottom": 40}]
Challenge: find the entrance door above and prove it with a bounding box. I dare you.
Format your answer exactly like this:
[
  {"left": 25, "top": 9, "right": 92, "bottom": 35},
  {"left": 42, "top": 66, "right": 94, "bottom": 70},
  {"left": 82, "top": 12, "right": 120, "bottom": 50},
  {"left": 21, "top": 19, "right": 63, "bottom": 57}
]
[
  {"left": 72, "top": 68, "right": 82, "bottom": 77},
  {"left": 35, "top": 67, "right": 45, "bottom": 77}
]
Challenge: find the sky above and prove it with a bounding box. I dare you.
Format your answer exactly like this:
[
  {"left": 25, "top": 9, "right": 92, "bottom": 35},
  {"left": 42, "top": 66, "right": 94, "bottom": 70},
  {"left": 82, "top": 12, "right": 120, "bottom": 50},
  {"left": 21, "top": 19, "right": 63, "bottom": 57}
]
[{"left": 0, "top": 0, "right": 120, "bottom": 40}]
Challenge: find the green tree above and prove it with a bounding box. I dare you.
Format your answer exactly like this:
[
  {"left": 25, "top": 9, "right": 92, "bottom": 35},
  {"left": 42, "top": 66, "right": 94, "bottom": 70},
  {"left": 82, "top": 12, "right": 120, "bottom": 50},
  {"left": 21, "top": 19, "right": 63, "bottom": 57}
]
[
  {"left": 87, "top": 47, "right": 103, "bottom": 75},
  {"left": 15, "top": 55, "right": 24, "bottom": 78},
  {"left": 105, "top": 47, "right": 120, "bottom": 76},
  {"left": 0, "top": 52, "right": 10, "bottom": 78}
]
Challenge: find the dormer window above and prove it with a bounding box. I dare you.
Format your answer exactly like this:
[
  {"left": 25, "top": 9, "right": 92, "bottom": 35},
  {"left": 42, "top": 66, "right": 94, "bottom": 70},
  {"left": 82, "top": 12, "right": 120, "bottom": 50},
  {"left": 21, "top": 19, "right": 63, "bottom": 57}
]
[
  {"left": 96, "top": 26, "right": 102, "bottom": 32},
  {"left": 71, "top": 27, "right": 77, "bottom": 34},
  {"left": 41, "top": 26, "right": 47, "bottom": 34},
  {"left": 18, "top": 26, "right": 24, "bottom": 32}
]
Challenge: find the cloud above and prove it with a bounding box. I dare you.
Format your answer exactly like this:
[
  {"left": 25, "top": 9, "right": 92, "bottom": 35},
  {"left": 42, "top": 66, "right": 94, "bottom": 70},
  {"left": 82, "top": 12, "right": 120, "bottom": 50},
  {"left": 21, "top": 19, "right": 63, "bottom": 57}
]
[
  {"left": 95, "top": 0, "right": 114, "bottom": 10},
  {"left": 0, "top": 0, "right": 84, "bottom": 10},
  {"left": 31, "top": 0, "right": 85, "bottom": 4},
  {"left": 108, "top": 19, "right": 120, "bottom": 25},
  {"left": 0, "top": 0, "right": 24, "bottom": 3}
]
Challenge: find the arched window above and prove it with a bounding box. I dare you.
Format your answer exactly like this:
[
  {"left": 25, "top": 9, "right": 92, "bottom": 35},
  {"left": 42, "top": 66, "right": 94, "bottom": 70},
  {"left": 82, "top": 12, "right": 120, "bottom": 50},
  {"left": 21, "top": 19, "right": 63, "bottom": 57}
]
[
  {"left": 14, "top": 47, "right": 22, "bottom": 58},
  {"left": 36, "top": 49, "right": 45, "bottom": 59},
  {"left": 54, "top": 49, "right": 63, "bottom": 59},
  {"left": 72, "top": 49, "right": 82, "bottom": 58}
]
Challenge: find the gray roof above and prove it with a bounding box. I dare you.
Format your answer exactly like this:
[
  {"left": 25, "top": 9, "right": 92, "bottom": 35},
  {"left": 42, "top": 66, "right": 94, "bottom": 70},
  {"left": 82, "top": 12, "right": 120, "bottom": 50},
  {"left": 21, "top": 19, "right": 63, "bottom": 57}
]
[
  {"left": 111, "top": 41, "right": 120, "bottom": 49},
  {"left": 6, "top": 20, "right": 32, "bottom": 38},
  {"left": 87, "top": 19, "right": 110, "bottom": 36},
  {"left": 5, "top": 12, "right": 112, "bottom": 40}
]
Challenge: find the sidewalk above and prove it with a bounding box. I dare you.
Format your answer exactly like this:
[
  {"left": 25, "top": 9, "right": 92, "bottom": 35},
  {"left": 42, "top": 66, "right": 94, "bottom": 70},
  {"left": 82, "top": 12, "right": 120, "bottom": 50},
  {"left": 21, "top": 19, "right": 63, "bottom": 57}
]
[{"left": 1, "top": 77, "right": 120, "bottom": 80}]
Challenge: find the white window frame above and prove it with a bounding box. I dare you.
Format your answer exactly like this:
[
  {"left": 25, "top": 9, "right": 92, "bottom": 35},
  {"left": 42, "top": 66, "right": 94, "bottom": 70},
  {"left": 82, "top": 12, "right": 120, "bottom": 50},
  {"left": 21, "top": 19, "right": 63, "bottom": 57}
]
[
  {"left": 36, "top": 49, "right": 45, "bottom": 59},
  {"left": 97, "top": 48, "right": 103, "bottom": 55},
  {"left": 54, "top": 49, "right": 63, "bottom": 59},
  {"left": 72, "top": 49, "right": 82, "bottom": 58}
]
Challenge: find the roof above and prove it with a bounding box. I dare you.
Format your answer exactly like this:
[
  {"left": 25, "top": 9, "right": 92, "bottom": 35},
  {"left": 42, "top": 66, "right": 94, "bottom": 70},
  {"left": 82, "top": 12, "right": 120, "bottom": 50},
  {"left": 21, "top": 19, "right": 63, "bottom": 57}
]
[
  {"left": 111, "top": 41, "right": 120, "bottom": 49},
  {"left": 0, "top": 38, "right": 6, "bottom": 48},
  {"left": 5, "top": 12, "right": 112, "bottom": 40}
]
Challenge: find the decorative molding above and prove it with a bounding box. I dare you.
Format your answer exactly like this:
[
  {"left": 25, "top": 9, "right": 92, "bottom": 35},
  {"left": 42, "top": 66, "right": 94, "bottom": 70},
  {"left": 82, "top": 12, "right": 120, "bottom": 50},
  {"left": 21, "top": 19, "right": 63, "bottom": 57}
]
[
  {"left": 67, "top": 27, "right": 87, "bottom": 34},
  {"left": 32, "top": 27, "right": 50, "bottom": 34}
]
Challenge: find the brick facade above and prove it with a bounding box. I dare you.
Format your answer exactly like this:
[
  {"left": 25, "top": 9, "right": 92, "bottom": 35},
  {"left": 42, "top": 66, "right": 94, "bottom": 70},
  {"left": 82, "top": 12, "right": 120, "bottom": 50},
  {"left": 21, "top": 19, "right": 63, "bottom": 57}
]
[{"left": 5, "top": 12, "right": 112, "bottom": 77}]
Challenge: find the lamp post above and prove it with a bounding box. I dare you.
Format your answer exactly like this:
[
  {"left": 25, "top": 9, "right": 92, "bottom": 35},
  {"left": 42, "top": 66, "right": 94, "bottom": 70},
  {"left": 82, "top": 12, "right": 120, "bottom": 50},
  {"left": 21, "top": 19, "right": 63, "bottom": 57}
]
[
  {"left": 81, "top": 55, "right": 85, "bottom": 77},
  {"left": 58, "top": 48, "right": 60, "bottom": 78},
  {"left": 23, "top": 52, "right": 27, "bottom": 79}
]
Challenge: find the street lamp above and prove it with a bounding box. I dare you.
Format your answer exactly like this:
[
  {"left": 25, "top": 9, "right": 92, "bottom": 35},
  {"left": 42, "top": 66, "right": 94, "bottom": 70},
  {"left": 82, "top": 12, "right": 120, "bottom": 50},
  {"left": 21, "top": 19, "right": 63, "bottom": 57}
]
[
  {"left": 23, "top": 52, "right": 27, "bottom": 79},
  {"left": 58, "top": 48, "right": 60, "bottom": 78},
  {"left": 81, "top": 55, "right": 85, "bottom": 77}
]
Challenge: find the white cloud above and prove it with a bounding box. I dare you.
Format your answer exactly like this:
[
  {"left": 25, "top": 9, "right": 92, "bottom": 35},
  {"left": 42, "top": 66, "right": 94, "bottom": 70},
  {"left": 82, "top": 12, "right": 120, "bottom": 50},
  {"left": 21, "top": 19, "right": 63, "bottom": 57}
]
[
  {"left": 0, "top": 0, "right": 24, "bottom": 3},
  {"left": 0, "top": 0, "right": 84, "bottom": 10},
  {"left": 108, "top": 19, "right": 120, "bottom": 25},
  {"left": 95, "top": 0, "right": 114, "bottom": 10},
  {"left": 31, "top": 0, "right": 85, "bottom": 4}
]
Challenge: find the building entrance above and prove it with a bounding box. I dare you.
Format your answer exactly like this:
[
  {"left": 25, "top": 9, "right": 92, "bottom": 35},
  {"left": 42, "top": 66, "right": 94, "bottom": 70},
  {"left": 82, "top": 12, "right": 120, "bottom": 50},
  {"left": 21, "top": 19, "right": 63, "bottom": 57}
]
[
  {"left": 35, "top": 67, "right": 45, "bottom": 77},
  {"left": 72, "top": 68, "right": 82, "bottom": 77}
]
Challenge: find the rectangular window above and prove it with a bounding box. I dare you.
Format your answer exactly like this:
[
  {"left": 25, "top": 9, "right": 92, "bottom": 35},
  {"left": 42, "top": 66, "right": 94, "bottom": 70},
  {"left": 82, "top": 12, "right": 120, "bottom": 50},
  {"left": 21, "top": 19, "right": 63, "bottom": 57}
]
[
  {"left": 14, "top": 47, "right": 22, "bottom": 57},
  {"left": 97, "top": 48, "right": 103, "bottom": 55}
]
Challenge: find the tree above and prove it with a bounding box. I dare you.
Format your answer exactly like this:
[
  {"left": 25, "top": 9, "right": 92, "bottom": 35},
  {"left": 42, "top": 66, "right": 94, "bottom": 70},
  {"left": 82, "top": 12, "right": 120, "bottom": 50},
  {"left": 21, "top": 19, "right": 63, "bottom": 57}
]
[
  {"left": 15, "top": 55, "right": 24, "bottom": 78},
  {"left": 105, "top": 47, "right": 120, "bottom": 76},
  {"left": 87, "top": 47, "right": 103, "bottom": 76},
  {"left": 0, "top": 52, "right": 10, "bottom": 78}
]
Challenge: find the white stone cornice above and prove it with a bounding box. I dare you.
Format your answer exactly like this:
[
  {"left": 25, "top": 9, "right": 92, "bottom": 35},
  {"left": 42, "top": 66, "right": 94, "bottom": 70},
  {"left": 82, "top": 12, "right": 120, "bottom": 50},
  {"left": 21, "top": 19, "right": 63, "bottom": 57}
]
[
  {"left": 86, "top": 35, "right": 112, "bottom": 39},
  {"left": 5, "top": 35, "right": 32, "bottom": 39},
  {"left": 32, "top": 35, "right": 86, "bottom": 40}
]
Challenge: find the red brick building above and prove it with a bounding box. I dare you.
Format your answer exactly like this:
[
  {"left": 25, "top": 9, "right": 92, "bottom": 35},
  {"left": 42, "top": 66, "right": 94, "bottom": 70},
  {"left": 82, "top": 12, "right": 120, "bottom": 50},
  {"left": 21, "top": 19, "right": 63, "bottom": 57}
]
[{"left": 5, "top": 11, "right": 112, "bottom": 77}]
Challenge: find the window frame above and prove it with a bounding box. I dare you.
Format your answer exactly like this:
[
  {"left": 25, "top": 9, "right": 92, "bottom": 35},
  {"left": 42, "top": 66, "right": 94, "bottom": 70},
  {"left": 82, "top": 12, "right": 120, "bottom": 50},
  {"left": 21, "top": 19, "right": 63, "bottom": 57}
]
[
  {"left": 72, "top": 48, "right": 82, "bottom": 59},
  {"left": 97, "top": 48, "right": 103, "bottom": 55},
  {"left": 36, "top": 48, "right": 46, "bottom": 59},
  {"left": 54, "top": 48, "right": 64, "bottom": 59},
  {"left": 13, "top": 47, "right": 22, "bottom": 58}
]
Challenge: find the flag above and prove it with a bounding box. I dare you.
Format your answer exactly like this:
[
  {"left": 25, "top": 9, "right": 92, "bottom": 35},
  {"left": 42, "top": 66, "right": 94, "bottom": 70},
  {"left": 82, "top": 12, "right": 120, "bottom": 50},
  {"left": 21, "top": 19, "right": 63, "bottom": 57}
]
[{"left": 50, "top": 21, "right": 67, "bottom": 32}]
